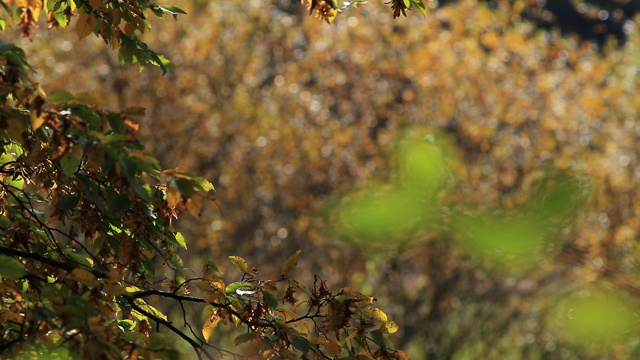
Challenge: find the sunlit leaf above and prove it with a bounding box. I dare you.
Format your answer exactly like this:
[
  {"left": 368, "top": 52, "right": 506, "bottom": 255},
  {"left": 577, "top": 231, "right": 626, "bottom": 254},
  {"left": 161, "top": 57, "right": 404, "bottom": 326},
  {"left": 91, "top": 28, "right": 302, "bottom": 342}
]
[
  {"left": 175, "top": 232, "right": 187, "bottom": 249},
  {"left": 361, "top": 306, "right": 388, "bottom": 322},
  {"left": 201, "top": 305, "right": 221, "bottom": 342},
  {"left": 228, "top": 255, "right": 248, "bottom": 273},
  {"left": 380, "top": 321, "right": 398, "bottom": 334}
]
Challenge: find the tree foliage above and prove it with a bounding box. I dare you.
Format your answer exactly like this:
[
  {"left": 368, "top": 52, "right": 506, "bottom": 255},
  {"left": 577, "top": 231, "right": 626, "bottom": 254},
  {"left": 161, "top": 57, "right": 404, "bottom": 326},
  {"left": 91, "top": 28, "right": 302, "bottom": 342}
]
[{"left": 0, "top": 1, "right": 417, "bottom": 359}]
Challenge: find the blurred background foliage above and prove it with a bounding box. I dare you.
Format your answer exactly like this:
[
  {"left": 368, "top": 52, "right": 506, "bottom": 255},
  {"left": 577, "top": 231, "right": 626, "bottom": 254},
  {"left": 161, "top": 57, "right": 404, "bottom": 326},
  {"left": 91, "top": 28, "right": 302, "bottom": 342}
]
[{"left": 8, "top": 0, "right": 640, "bottom": 357}]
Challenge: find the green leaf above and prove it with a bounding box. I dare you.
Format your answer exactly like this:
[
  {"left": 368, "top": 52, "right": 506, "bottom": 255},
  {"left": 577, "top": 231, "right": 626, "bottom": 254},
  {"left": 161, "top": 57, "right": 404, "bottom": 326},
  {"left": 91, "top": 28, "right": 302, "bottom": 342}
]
[
  {"left": 175, "top": 232, "right": 187, "bottom": 249},
  {"left": 66, "top": 251, "right": 92, "bottom": 269},
  {"left": 225, "top": 281, "right": 254, "bottom": 295},
  {"left": 414, "top": 0, "right": 427, "bottom": 15},
  {"left": 117, "top": 319, "right": 136, "bottom": 331},
  {"left": 48, "top": 91, "right": 74, "bottom": 104},
  {"left": 0, "top": 255, "right": 26, "bottom": 279},
  {"left": 59, "top": 152, "right": 82, "bottom": 177},
  {"left": 159, "top": 5, "right": 187, "bottom": 15},
  {"left": 71, "top": 104, "right": 101, "bottom": 130},
  {"left": 173, "top": 177, "right": 195, "bottom": 197},
  {"left": 148, "top": 333, "right": 166, "bottom": 350},
  {"left": 262, "top": 289, "right": 278, "bottom": 309},
  {"left": 291, "top": 336, "right": 311, "bottom": 354},
  {"left": 205, "top": 261, "right": 221, "bottom": 274},
  {"left": 56, "top": 195, "right": 79, "bottom": 211},
  {"left": 403, "top": 0, "right": 411, "bottom": 7}
]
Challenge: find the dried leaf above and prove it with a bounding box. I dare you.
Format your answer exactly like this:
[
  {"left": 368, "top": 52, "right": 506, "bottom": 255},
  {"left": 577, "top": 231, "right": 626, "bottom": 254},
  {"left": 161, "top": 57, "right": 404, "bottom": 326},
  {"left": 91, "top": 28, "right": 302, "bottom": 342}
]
[
  {"left": 76, "top": 14, "right": 96, "bottom": 40},
  {"left": 186, "top": 192, "right": 204, "bottom": 216}
]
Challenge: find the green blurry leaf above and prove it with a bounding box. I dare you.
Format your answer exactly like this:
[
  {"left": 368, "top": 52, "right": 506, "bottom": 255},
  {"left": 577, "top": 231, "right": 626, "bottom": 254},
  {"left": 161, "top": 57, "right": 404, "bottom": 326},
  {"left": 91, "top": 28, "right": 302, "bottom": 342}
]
[
  {"left": 48, "top": 91, "right": 74, "bottom": 104},
  {"left": 149, "top": 333, "right": 166, "bottom": 351},
  {"left": 56, "top": 195, "right": 79, "bottom": 211},
  {"left": 549, "top": 288, "right": 640, "bottom": 346},
  {"left": 0, "top": 255, "right": 26, "bottom": 279},
  {"left": 291, "top": 336, "right": 311, "bottom": 354},
  {"left": 337, "top": 187, "right": 424, "bottom": 243},
  {"left": 262, "top": 289, "right": 278, "bottom": 309},
  {"left": 59, "top": 151, "right": 82, "bottom": 177}
]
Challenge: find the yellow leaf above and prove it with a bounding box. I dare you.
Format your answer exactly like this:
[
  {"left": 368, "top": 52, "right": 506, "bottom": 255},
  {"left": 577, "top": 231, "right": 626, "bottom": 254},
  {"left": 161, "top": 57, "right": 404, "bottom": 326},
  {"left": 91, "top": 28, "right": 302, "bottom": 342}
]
[
  {"left": 381, "top": 320, "right": 398, "bottom": 334},
  {"left": 76, "top": 14, "right": 96, "bottom": 40},
  {"left": 280, "top": 250, "right": 301, "bottom": 277},
  {"left": 30, "top": 112, "right": 45, "bottom": 130},
  {"left": 229, "top": 256, "right": 248, "bottom": 273},
  {"left": 201, "top": 305, "right": 221, "bottom": 342},
  {"left": 68, "top": 268, "right": 99, "bottom": 288},
  {"left": 134, "top": 298, "right": 167, "bottom": 321},
  {"left": 361, "top": 306, "right": 388, "bottom": 322}
]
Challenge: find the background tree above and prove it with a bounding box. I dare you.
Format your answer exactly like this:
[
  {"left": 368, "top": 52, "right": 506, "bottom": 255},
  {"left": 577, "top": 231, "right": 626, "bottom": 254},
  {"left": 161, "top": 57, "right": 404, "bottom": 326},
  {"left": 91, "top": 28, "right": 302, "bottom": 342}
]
[{"left": 0, "top": 1, "right": 427, "bottom": 358}]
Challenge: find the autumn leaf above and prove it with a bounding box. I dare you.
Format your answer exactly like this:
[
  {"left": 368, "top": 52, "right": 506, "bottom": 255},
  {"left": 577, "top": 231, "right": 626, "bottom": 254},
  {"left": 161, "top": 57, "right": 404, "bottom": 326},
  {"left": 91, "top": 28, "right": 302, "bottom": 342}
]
[
  {"left": 76, "top": 14, "right": 96, "bottom": 40},
  {"left": 281, "top": 250, "right": 301, "bottom": 277},
  {"left": 67, "top": 268, "right": 99, "bottom": 288},
  {"left": 380, "top": 320, "right": 399, "bottom": 334},
  {"left": 232, "top": 332, "right": 259, "bottom": 346},
  {"left": 361, "top": 306, "right": 388, "bottom": 322},
  {"left": 201, "top": 305, "right": 221, "bottom": 342},
  {"left": 228, "top": 255, "right": 248, "bottom": 273}
]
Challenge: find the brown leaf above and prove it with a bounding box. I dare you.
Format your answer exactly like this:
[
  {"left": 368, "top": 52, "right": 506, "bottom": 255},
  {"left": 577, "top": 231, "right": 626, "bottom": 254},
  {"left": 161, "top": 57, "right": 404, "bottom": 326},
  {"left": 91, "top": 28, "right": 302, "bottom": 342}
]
[
  {"left": 186, "top": 192, "right": 204, "bottom": 217},
  {"left": 76, "top": 14, "right": 96, "bottom": 40}
]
